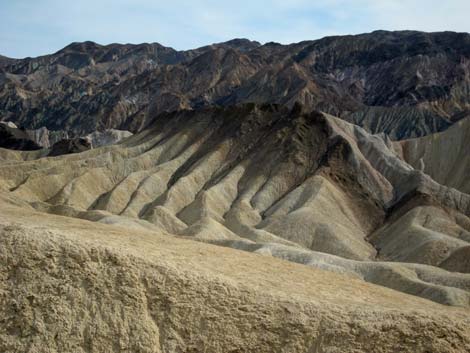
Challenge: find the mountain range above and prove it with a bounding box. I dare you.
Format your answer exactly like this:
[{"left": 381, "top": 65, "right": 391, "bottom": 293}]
[{"left": 1, "top": 30, "right": 470, "bottom": 139}]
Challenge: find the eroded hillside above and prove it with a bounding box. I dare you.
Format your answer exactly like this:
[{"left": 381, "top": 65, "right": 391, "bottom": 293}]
[
  {"left": 1, "top": 103, "right": 470, "bottom": 351},
  {"left": 1, "top": 103, "right": 469, "bottom": 307}
]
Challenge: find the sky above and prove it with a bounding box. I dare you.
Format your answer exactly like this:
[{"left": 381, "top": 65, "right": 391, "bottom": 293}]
[{"left": 1, "top": 0, "right": 469, "bottom": 58}]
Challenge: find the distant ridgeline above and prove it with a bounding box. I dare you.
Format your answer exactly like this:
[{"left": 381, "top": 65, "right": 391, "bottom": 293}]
[{"left": 1, "top": 31, "right": 470, "bottom": 139}]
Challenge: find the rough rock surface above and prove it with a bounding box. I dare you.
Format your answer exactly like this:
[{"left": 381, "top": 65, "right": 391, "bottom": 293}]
[
  {"left": 1, "top": 103, "right": 469, "bottom": 308},
  {"left": 22, "top": 126, "right": 133, "bottom": 149},
  {"left": 0, "top": 123, "right": 131, "bottom": 155},
  {"left": 1, "top": 31, "right": 470, "bottom": 138},
  {"left": 1, "top": 103, "right": 470, "bottom": 351}
]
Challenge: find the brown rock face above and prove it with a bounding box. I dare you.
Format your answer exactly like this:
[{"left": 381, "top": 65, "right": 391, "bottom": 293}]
[{"left": 1, "top": 31, "right": 470, "bottom": 139}]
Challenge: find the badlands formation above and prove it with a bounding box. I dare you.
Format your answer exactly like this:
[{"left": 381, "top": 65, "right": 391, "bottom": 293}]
[{"left": 0, "top": 103, "right": 470, "bottom": 352}]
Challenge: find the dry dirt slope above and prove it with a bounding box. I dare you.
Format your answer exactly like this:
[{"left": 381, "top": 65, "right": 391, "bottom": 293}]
[
  {"left": 1, "top": 104, "right": 469, "bottom": 305},
  {"left": 0, "top": 104, "right": 470, "bottom": 351},
  {"left": 0, "top": 194, "right": 470, "bottom": 353}
]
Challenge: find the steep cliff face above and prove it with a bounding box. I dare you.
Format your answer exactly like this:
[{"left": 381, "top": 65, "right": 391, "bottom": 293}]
[{"left": 1, "top": 31, "right": 469, "bottom": 138}]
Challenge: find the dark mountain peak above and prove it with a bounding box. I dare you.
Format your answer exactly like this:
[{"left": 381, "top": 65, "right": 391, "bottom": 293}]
[
  {"left": 57, "top": 41, "right": 103, "bottom": 54},
  {"left": 264, "top": 41, "right": 283, "bottom": 47},
  {"left": 220, "top": 38, "right": 262, "bottom": 51},
  {"left": 192, "top": 38, "right": 261, "bottom": 55}
]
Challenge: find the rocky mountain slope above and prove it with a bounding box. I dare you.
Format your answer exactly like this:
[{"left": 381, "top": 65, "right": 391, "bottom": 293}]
[
  {"left": 0, "top": 122, "right": 41, "bottom": 150},
  {"left": 1, "top": 31, "right": 470, "bottom": 139},
  {"left": 1, "top": 29, "right": 470, "bottom": 351}
]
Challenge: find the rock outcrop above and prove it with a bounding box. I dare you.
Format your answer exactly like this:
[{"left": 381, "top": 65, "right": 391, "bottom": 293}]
[
  {"left": 48, "top": 137, "right": 92, "bottom": 156},
  {"left": 85, "top": 129, "right": 133, "bottom": 148},
  {"left": 25, "top": 126, "right": 69, "bottom": 148},
  {"left": 22, "top": 126, "right": 133, "bottom": 149}
]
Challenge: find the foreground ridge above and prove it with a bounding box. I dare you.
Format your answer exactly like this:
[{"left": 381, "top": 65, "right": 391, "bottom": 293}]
[{"left": 0, "top": 192, "right": 470, "bottom": 352}]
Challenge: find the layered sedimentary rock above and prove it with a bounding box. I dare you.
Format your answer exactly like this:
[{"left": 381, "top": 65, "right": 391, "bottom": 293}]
[
  {"left": 47, "top": 137, "right": 92, "bottom": 156},
  {"left": 24, "top": 126, "right": 69, "bottom": 148},
  {"left": 1, "top": 103, "right": 469, "bottom": 351},
  {"left": 1, "top": 31, "right": 470, "bottom": 138},
  {"left": 1, "top": 103, "right": 469, "bottom": 307},
  {"left": 85, "top": 129, "right": 133, "bottom": 148}
]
